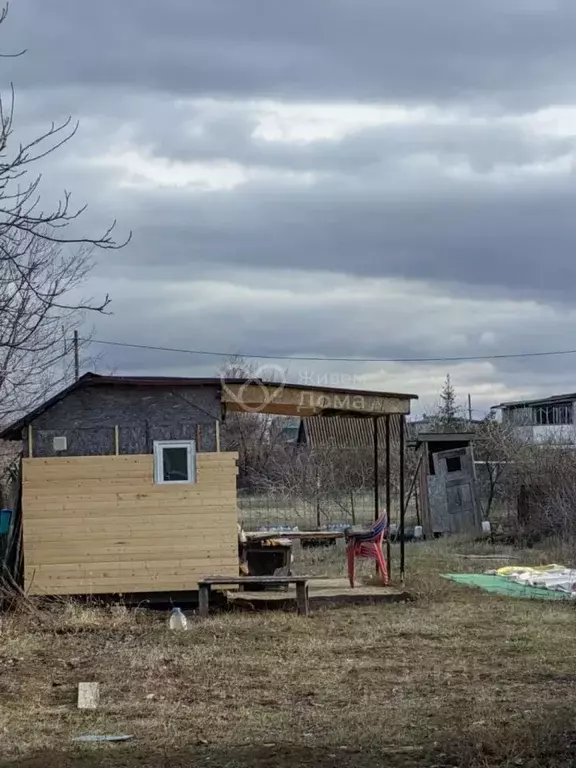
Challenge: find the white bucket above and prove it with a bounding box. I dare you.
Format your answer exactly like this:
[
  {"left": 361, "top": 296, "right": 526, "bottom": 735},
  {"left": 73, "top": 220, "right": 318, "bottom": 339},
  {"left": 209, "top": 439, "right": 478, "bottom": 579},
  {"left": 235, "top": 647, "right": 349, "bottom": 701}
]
[
  {"left": 481, "top": 520, "right": 491, "bottom": 534},
  {"left": 414, "top": 525, "right": 423, "bottom": 539}
]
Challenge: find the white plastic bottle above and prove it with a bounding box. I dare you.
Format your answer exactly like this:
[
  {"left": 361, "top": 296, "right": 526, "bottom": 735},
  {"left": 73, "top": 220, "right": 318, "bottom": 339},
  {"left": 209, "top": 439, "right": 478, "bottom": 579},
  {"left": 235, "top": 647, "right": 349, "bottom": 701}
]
[{"left": 169, "top": 607, "right": 188, "bottom": 630}]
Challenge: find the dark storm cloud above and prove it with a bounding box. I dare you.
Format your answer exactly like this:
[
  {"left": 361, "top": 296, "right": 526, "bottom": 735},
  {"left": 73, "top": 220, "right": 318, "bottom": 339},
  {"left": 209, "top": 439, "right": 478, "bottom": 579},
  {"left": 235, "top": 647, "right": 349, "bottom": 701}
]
[
  {"left": 3, "top": 0, "right": 576, "bottom": 406},
  {"left": 4, "top": 0, "right": 576, "bottom": 109},
  {"left": 89, "top": 167, "right": 574, "bottom": 301}
]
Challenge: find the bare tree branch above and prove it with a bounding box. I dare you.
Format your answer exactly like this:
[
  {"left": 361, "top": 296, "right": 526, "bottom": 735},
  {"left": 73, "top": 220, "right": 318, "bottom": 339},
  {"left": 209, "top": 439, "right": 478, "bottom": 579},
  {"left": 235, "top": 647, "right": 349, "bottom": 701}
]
[{"left": 0, "top": 6, "right": 127, "bottom": 420}]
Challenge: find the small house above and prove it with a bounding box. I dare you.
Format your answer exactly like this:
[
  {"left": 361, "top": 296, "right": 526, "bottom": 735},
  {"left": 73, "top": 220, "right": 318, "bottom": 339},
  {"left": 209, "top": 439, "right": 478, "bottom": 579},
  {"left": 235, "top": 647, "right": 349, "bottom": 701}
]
[
  {"left": 0, "top": 372, "right": 417, "bottom": 597},
  {"left": 494, "top": 393, "right": 576, "bottom": 445}
]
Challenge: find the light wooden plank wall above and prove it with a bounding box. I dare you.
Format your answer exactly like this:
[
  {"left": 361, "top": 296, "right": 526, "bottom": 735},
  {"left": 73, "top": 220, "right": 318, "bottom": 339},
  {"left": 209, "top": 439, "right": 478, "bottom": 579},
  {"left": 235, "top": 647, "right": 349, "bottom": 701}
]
[{"left": 22, "top": 452, "right": 239, "bottom": 595}]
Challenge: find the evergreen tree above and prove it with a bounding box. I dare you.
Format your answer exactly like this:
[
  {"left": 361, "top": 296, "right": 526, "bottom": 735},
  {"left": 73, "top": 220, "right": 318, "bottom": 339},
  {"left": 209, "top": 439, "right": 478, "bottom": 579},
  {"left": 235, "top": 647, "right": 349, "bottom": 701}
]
[{"left": 432, "top": 374, "right": 464, "bottom": 432}]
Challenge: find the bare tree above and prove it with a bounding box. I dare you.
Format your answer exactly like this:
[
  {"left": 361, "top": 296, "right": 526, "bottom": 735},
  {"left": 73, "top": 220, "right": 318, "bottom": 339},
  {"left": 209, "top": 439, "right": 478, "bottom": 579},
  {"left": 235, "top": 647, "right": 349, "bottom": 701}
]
[
  {"left": 218, "top": 356, "right": 288, "bottom": 488},
  {"left": 0, "top": 5, "right": 129, "bottom": 420}
]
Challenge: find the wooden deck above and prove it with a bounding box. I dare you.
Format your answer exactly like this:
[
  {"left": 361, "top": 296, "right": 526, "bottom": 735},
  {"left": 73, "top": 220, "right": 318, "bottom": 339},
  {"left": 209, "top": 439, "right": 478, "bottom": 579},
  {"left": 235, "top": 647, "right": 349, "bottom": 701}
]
[{"left": 225, "top": 577, "right": 411, "bottom": 611}]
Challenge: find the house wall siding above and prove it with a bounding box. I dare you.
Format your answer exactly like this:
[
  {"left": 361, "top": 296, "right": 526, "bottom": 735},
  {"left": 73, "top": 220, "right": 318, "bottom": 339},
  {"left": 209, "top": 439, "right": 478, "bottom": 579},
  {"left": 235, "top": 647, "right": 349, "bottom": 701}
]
[
  {"left": 23, "top": 384, "right": 221, "bottom": 457},
  {"left": 22, "top": 452, "right": 239, "bottom": 595}
]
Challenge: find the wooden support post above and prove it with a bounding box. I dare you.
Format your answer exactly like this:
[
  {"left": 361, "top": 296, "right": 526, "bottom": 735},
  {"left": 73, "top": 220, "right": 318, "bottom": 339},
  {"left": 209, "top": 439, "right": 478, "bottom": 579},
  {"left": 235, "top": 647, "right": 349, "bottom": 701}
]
[
  {"left": 404, "top": 448, "right": 424, "bottom": 511},
  {"left": 195, "top": 424, "right": 201, "bottom": 452},
  {"left": 373, "top": 416, "right": 379, "bottom": 521},
  {"left": 295, "top": 581, "right": 309, "bottom": 617},
  {"left": 385, "top": 414, "right": 391, "bottom": 571},
  {"left": 399, "top": 415, "right": 406, "bottom": 584},
  {"left": 114, "top": 425, "right": 119, "bottom": 455},
  {"left": 215, "top": 421, "right": 221, "bottom": 452},
  {"left": 198, "top": 583, "right": 211, "bottom": 618},
  {"left": 28, "top": 424, "right": 33, "bottom": 458}
]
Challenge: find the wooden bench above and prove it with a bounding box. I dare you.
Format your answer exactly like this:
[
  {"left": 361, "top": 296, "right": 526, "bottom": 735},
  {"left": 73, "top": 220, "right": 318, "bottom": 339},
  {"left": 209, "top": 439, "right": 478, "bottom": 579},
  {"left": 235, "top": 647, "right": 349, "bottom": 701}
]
[{"left": 197, "top": 575, "right": 311, "bottom": 617}]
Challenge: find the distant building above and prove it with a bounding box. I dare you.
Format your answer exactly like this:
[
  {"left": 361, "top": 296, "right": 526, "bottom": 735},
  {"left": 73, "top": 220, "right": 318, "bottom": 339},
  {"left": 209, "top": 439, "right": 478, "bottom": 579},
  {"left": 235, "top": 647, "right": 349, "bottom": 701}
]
[{"left": 494, "top": 393, "right": 576, "bottom": 444}]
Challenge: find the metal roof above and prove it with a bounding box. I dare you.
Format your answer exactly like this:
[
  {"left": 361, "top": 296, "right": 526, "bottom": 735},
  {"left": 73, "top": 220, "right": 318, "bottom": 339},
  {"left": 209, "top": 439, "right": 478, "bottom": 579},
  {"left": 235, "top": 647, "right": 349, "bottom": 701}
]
[
  {"left": 494, "top": 392, "right": 576, "bottom": 410},
  {"left": 0, "top": 372, "right": 417, "bottom": 440},
  {"left": 301, "top": 414, "right": 404, "bottom": 448}
]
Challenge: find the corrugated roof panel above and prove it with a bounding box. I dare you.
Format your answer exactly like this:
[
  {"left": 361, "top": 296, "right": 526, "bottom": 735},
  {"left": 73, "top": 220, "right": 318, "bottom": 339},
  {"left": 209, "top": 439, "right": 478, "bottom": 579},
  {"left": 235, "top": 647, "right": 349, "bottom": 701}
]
[{"left": 302, "top": 415, "right": 404, "bottom": 449}]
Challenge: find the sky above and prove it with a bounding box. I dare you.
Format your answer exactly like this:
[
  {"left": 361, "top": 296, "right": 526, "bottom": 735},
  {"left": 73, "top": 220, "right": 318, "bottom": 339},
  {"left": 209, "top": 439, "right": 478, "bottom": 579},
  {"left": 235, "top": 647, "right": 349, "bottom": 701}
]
[{"left": 4, "top": 0, "right": 576, "bottom": 417}]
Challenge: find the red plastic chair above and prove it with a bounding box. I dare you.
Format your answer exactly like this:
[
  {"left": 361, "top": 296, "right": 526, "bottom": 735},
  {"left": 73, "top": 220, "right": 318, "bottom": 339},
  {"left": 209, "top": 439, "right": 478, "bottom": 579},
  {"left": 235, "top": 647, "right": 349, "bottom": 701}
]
[{"left": 345, "top": 513, "right": 388, "bottom": 588}]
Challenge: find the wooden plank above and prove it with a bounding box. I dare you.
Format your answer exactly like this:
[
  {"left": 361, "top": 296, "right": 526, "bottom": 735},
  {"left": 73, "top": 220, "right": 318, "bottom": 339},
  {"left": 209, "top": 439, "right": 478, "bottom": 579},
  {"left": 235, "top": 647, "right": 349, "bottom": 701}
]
[
  {"left": 24, "top": 537, "right": 238, "bottom": 553},
  {"left": 25, "top": 555, "right": 240, "bottom": 574},
  {"left": 24, "top": 537, "right": 239, "bottom": 553},
  {"left": 23, "top": 528, "right": 239, "bottom": 544},
  {"left": 23, "top": 518, "right": 237, "bottom": 532},
  {"left": 24, "top": 494, "right": 237, "bottom": 508},
  {"left": 25, "top": 548, "right": 238, "bottom": 566},
  {"left": 296, "top": 581, "right": 310, "bottom": 616},
  {"left": 23, "top": 484, "right": 237, "bottom": 496},
  {"left": 24, "top": 464, "right": 238, "bottom": 477},
  {"left": 24, "top": 452, "right": 238, "bottom": 466},
  {"left": 198, "top": 583, "right": 211, "bottom": 617},
  {"left": 26, "top": 573, "right": 238, "bottom": 596},
  {"left": 24, "top": 526, "right": 236, "bottom": 542},
  {"left": 199, "top": 575, "right": 310, "bottom": 585},
  {"left": 25, "top": 572, "right": 240, "bottom": 595},
  {"left": 25, "top": 569, "right": 239, "bottom": 586},
  {"left": 24, "top": 470, "right": 238, "bottom": 483},
  {"left": 23, "top": 491, "right": 237, "bottom": 504},
  {"left": 222, "top": 383, "right": 412, "bottom": 416},
  {"left": 24, "top": 465, "right": 238, "bottom": 476},
  {"left": 24, "top": 500, "right": 238, "bottom": 517},
  {"left": 25, "top": 510, "right": 237, "bottom": 524},
  {"left": 26, "top": 565, "right": 239, "bottom": 583}
]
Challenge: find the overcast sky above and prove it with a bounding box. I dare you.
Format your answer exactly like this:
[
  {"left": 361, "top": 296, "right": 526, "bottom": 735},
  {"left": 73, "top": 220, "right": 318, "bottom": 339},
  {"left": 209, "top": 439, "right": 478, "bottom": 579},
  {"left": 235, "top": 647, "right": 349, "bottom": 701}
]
[{"left": 5, "top": 0, "right": 576, "bottom": 417}]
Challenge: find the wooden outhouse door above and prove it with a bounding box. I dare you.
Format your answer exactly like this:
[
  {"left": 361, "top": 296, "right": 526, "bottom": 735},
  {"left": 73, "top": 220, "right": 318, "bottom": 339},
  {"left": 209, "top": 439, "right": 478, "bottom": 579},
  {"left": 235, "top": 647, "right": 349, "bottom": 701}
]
[{"left": 430, "top": 447, "right": 481, "bottom": 534}]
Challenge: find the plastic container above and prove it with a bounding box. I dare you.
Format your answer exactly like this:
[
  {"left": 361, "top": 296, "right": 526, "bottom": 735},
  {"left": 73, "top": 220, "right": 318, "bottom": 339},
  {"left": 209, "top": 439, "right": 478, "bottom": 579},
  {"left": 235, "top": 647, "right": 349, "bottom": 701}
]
[
  {"left": 482, "top": 520, "right": 492, "bottom": 534},
  {"left": 168, "top": 607, "right": 188, "bottom": 631},
  {"left": 0, "top": 509, "right": 12, "bottom": 535},
  {"left": 413, "top": 525, "right": 423, "bottom": 539}
]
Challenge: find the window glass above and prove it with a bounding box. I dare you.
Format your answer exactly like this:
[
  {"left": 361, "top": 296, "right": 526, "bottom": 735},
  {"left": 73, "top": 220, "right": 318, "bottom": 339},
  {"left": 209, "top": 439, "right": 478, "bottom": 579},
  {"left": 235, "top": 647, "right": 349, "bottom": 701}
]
[
  {"left": 163, "top": 447, "right": 189, "bottom": 482},
  {"left": 153, "top": 440, "right": 196, "bottom": 484}
]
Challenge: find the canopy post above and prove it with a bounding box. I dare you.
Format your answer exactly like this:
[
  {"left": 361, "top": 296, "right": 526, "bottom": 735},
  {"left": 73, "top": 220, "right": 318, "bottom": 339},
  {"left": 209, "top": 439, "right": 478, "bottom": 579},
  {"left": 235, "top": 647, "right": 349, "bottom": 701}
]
[
  {"left": 373, "top": 416, "right": 379, "bottom": 521},
  {"left": 385, "top": 414, "right": 391, "bottom": 572},
  {"left": 399, "top": 414, "right": 406, "bottom": 583}
]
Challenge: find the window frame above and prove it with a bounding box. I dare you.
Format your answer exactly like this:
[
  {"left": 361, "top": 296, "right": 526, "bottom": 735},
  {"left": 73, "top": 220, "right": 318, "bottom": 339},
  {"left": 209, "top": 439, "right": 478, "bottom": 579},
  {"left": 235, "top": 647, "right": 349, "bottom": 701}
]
[
  {"left": 533, "top": 403, "right": 573, "bottom": 427},
  {"left": 153, "top": 439, "right": 197, "bottom": 485}
]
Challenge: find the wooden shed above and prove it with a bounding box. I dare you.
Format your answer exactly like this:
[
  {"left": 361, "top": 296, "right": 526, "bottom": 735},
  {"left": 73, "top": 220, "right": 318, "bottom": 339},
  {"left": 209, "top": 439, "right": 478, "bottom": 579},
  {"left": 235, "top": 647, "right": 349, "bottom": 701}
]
[
  {"left": 415, "top": 432, "right": 482, "bottom": 537},
  {"left": 0, "top": 373, "right": 417, "bottom": 596}
]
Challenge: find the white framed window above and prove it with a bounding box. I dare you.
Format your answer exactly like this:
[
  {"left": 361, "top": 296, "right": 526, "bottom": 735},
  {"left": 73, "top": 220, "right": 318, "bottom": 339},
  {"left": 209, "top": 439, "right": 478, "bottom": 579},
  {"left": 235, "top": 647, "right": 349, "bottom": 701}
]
[{"left": 153, "top": 440, "right": 196, "bottom": 485}]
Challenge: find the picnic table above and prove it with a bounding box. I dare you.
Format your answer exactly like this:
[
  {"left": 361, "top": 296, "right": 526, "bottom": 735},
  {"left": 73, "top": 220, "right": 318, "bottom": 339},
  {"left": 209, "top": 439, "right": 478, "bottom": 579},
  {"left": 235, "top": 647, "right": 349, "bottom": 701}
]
[{"left": 197, "top": 575, "right": 311, "bottom": 617}]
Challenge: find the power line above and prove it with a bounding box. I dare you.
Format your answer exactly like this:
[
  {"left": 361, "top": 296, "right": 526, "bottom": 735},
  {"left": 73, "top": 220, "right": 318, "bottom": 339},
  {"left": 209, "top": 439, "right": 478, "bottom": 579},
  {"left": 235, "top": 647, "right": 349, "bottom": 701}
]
[{"left": 84, "top": 337, "right": 576, "bottom": 364}]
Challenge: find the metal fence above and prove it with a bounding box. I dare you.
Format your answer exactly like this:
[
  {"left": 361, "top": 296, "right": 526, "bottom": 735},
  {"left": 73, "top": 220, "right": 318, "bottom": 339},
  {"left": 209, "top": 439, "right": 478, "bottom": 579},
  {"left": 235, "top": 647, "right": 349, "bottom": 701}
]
[{"left": 237, "top": 488, "right": 383, "bottom": 531}]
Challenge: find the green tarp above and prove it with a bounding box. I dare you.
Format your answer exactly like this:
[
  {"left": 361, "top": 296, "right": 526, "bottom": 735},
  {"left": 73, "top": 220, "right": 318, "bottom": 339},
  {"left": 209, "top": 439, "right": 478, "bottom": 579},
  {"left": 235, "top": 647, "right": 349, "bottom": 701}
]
[{"left": 442, "top": 573, "right": 572, "bottom": 601}]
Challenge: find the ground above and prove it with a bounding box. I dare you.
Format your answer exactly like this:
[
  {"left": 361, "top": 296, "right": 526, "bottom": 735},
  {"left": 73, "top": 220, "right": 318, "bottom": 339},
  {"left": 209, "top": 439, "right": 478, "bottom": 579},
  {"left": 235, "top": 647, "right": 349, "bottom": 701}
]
[{"left": 2, "top": 540, "right": 576, "bottom": 767}]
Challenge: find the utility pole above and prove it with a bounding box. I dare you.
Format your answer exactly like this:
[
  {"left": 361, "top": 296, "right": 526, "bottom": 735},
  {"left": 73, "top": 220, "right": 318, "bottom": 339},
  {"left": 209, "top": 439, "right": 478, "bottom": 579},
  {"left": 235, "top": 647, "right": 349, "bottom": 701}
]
[
  {"left": 73, "top": 330, "right": 80, "bottom": 382},
  {"left": 467, "top": 393, "right": 472, "bottom": 423}
]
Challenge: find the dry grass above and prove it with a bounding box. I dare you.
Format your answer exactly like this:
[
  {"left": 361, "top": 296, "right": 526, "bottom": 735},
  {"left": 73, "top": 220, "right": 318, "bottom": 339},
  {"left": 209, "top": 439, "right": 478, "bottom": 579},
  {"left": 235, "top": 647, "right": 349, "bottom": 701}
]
[{"left": 2, "top": 539, "right": 576, "bottom": 767}]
